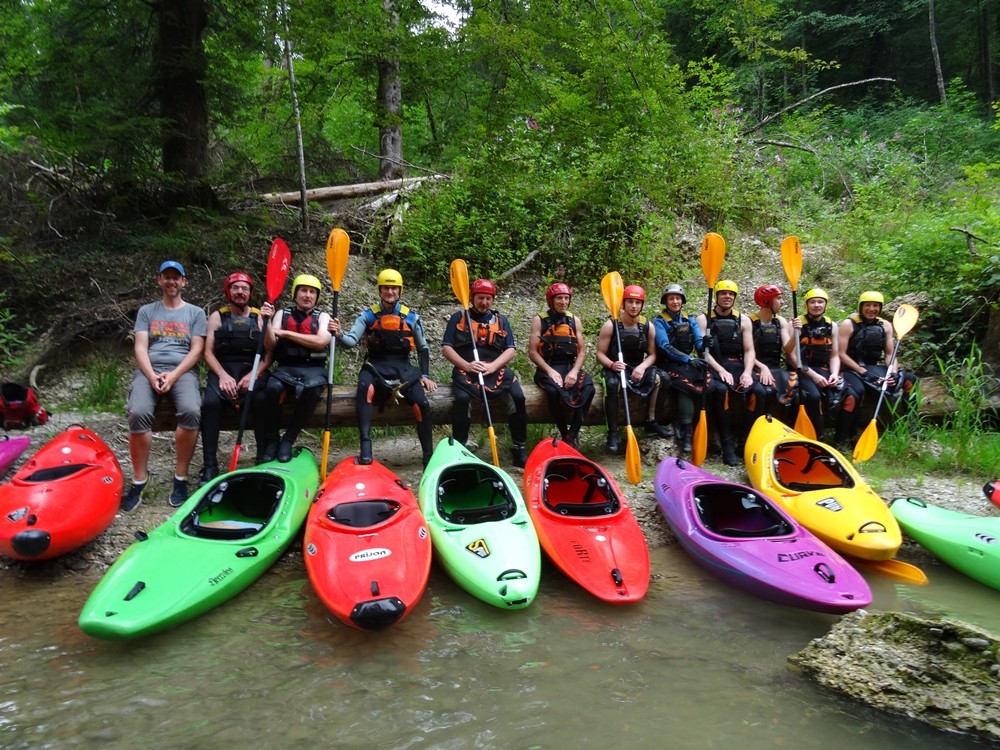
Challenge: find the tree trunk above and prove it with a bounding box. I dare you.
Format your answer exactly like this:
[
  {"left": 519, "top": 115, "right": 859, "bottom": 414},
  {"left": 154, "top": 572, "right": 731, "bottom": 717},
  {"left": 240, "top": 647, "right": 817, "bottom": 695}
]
[
  {"left": 376, "top": 0, "right": 403, "bottom": 181},
  {"left": 979, "top": 2, "right": 995, "bottom": 105},
  {"left": 928, "top": 0, "right": 947, "bottom": 104},
  {"left": 155, "top": 0, "right": 215, "bottom": 208},
  {"left": 280, "top": 0, "right": 309, "bottom": 230}
]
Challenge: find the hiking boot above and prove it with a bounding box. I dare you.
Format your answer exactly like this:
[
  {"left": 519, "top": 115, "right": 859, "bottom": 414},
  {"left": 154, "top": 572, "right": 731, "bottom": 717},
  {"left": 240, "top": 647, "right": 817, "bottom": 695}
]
[
  {"left": 258, "top": 441, "right": 278, "bottom": 464},
  {"left": 645, "top": 421, "right": 673, "bottom": 439},
  {"left": 169, "top": 478, "right": 189, "bottom": 507},
  {"left": 121, "top": 482, "right": 146, "bottom": 512},
  {"left": 358, "top": 438, "right": 373, "bottom": 465},
  {"left": 277, "top": 438, "right": 294, "bottom": 463},
  {"left": 721, "top": 440, "right": 739, "bottom": 467},
  {"left": 680, "top": 425, "right": 693, "bottom": 452},
  {"left": 565, "top": 430, "right": 580, "bottom": 449},
  {"left": 510, "top": 444, "right": 528, "bottom": 469},
  {"left": 199, "top": 463, "right": 219, "bottom": 487},
  {"left": 606, "top": 432, "right": 620, "bottom": 453}
]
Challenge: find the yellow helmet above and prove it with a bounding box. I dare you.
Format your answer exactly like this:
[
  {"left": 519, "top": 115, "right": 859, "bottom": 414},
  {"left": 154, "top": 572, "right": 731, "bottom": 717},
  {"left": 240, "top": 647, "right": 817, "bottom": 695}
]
[
  {"left": 804, "top": 287, "right": 828, "bottom": 303},
  {"left": 377, "top": 268, "right": 403, "bottom": 289},
  {"left": 714, "top": 279, "right": 738, "bottom": 296},
  {"left": 858, "top": 290, "right": 884, "bottom": 310},
  {"left": 292, "top": 274, "right": 322, "bottom": 294}
]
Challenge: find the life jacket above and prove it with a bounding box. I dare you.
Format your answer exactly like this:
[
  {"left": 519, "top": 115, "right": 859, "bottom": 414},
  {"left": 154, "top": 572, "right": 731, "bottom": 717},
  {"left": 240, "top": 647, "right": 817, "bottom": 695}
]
[
  {"left": 709, "top": 309, "right": 743, "bottom": 359},
  {"left": 798, "top": 314, "right": 833, "bottom": 368},
  {"left": 453, "top": 310, "right": 509, "bottom": 359},
  {"left": 275, "top": 307, "right": 325, "bottom": 366},
  {"left": 213, "top": 306, "right": 261, "bottom": 365},
  {"left": 0, "top": 383, "right": 49, "bottom": 429},
  {"left": 659, "top": 311, "right": 695, "bottom": 355},
  {"left": 847, "top": 313, "right": 887, "bottom": 366},
  {"left": 537, "top": 311, "right": 579, "bottom": 365},
  {"left": 363, "top": 303, "right": 418, "bottom": 358},
  {"left": 750, "top": 313, "right": 783, "bottom": 368},
  {"left": 608, "top": 316, "right": 650, "bottom": 367}
]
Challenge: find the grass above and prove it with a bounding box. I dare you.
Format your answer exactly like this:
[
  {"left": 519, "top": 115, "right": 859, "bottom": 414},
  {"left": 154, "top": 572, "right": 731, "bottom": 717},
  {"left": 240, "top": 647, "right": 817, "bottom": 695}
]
[{"left": 72, "top": 357, "right": 127, "bottom": 412}]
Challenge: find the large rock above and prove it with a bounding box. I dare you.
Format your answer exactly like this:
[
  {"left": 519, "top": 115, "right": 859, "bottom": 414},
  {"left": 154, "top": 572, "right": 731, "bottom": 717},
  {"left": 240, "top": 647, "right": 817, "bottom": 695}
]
[{"left": 791, "top": 610, "right": 1000, "bottom": 741}]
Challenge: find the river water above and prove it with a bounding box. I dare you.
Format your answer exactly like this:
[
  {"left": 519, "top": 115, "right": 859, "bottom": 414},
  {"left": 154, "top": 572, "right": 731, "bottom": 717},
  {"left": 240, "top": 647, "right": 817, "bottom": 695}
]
[{"left": 0, "top": 546, "right": 995, "bottom": 750}]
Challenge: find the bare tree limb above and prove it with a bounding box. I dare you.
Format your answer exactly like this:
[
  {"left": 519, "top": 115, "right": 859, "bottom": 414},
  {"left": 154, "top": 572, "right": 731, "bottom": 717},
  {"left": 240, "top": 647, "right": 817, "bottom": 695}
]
[
  {"left": 747, "top": 139, "right": 818, "bottom": 156},
  {"left": 949, "top": 226, "right": 993, "bottom": 256},
  {"left": 496, "top": 247, "right": 541, "bottom": 281},
  {"left": 741, "top": 78, "right": 896, "bottom": 135}
]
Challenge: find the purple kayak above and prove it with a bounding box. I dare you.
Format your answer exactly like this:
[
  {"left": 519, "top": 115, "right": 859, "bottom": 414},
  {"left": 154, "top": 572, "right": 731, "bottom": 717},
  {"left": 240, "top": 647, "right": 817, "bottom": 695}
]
[
  {"left": 0, "top": 435, "right": 30, "bottom": 477},
  {"left": 655, "top": 456, "right": 872, "bottom": 614}
]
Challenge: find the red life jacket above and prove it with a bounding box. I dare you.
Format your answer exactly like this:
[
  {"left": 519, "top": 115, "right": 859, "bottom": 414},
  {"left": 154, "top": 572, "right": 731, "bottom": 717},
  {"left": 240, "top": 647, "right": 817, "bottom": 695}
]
[{"left": 0, "top": 383, "right": 50, "bottom": 429}]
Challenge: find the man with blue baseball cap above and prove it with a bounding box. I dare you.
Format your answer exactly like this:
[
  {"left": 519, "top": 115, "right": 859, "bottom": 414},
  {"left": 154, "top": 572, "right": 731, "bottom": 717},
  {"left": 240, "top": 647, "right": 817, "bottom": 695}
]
[{"left": 122, "top": 259, "right": 207, "bottom": 511}]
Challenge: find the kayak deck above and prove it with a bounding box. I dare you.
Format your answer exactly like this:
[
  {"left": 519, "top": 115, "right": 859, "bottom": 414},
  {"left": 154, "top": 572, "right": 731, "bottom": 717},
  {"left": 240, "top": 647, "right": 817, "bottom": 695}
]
[{"left": 180, "top": 473, "right": 285, "bottom": 540}]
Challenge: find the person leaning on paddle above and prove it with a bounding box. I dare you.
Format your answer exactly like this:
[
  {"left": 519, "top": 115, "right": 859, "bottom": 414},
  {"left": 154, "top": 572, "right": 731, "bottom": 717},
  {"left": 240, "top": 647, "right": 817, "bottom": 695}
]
[
  {"left": 748, "top": 284, "right": 798, "bottom": 423},
  {"left": 528, "top": 282, "right": 595, "bottom": 448},
  {"left": 835, "top": 291, "right": 918, "bottom": 447},
  {"left": 255, "top": 274, "right": 331, "bottom": 463},
  {"left": 441, "top": 278, "right": 529, "bottom": 468},
  {"left": 198, "top": 272, "right": 272, "bottom": 485},
  {"left": 788, "top": 287, "right": 842, "bottom": 438},
  {"left": 329, "top": 269, "right": 437, "bottom": 467},
  {"left": 595, "top": 284, "right": 672, "bottom": 454}
]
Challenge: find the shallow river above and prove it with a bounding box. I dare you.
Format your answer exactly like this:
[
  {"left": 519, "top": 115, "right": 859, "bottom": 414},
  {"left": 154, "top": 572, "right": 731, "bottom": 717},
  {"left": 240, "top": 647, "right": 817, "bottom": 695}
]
[{"left": 1, "top": 546, "right": 995, "bottom": 750}]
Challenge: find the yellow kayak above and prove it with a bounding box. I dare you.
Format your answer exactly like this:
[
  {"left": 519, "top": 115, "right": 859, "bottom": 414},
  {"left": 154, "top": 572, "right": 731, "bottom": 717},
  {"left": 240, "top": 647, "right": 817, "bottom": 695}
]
[{"left": 744, "top": 415, "right": 901, "bottom": 561}]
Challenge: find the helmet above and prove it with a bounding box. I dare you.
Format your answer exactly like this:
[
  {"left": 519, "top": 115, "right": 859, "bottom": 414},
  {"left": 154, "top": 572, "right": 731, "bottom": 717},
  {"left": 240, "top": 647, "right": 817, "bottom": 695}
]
[
  {"left": 858, "top": 290, "right": 884, "bottom": 312},
  {"left": 471, "top": 278, "right": 497, "bottom": 297},
  {"left": 661, "top": 283, "right": 686, "bottom": 305},
  {"left": 623, "top": 285, "right": 646, "bottom": 303},
  {"left": 292, "top": 274, "right": 322, "bottom": 294},
  {"left": 804, "top": 288, "right": 829, "bottom": 303},
  {"left": 545, "top": 282, "right": 572, "bottom": 308},
  {"left": 753, "top": 284, "right": 782, "bottom": 309},
  {"left": 376, "top": 268, "right": 403, "bottom": 289},
  {"left": 714, "top": 279, "right": 739, "bottom": 297},
  {"left": 223, "top": 272, "right": 253, "bottom": 301}
]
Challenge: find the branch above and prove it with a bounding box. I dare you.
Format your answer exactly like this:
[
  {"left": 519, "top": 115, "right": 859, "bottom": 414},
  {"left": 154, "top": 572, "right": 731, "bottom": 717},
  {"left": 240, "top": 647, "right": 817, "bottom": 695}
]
[
  {"left": 496, "top": 247, "right": 541, "bottom": 282},
  {"left": 747, "top": 139, "right": 818, "bottom": 156},
  {"left": 949, "top": 226, "right": 993, "bottom": 256},
  {"left": 741, "top": 78, "right": 896, "bottom": 135}
]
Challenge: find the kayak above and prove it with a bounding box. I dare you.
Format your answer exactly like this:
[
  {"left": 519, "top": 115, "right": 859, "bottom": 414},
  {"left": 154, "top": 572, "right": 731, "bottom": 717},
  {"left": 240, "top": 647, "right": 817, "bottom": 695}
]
[
  {"left": 890, "top": 497, "right": 1000, "bottom": 591},
  {"left": 744, "top": 415, "right": 901, "bottom": 562},
  {"left": 523, "top": 436, "right": 649, "bottom": 603},
  {"left": 78, "top": 449, "right": 317, "bottom": 640},
  {"left": 0, "top": 435, "right": 30, "bottom": 477},
  {"left": 655, "top": 456, "right": 871, "bottom": 613},
  {"left": 0, "top": 426, "right": 122, "bottom": 561},
  {"left": 304, "top": 456, "right": 432, "bottom": 630},
  {"left": 417, "top": 436, "right": 541, "bottom": 610}
]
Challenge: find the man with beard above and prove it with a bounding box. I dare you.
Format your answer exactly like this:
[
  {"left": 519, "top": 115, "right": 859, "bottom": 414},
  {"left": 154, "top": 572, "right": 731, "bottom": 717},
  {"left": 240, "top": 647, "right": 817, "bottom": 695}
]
[{"left": 441, "top": 278, "right": 528, "bottom": 467}]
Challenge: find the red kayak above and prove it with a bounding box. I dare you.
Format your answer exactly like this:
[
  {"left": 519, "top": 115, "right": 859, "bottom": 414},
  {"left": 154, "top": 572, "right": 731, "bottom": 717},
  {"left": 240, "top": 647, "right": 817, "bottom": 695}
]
[
  {"left": 304, "top": 456, "right": 432, "bottom": 630},
  {"left": 0, "top": 426, "right": 122, "bottom": 560},
  {"left": 523, "top": 437, "right": 650, "bottom": 603}
]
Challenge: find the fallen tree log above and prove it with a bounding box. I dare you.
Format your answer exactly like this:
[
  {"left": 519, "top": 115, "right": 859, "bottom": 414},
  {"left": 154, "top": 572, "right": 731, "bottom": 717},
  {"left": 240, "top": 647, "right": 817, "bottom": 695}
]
[{"left": 262, "top": 176, "right": 446, "bottom": 206}]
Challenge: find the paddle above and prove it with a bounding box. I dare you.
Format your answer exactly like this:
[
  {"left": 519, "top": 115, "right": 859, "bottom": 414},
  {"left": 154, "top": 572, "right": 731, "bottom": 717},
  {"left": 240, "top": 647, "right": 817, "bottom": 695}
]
[
  {"left": 850, "top": 556, "right": 929, "bottom": 586},
  {"left": 600, "top": 272, "right": 642, "bottom": 484},
  {"left": 229, "top": 238, "right": 292, "bottom": 472},
  {"left": 449, "top": 259, "right": 500, "bottom": 467},
  {"left": 780, "top": 235, "right": 817, "bottom": 440},
  {"left": 852, "top": 304, "right": 919, "bottom": 462},
  {"left": 320, "top": 227, "right": 350, "bottom": 480},
  {"left": 692, "top": 232, "right": 725, "bottom": 466}
]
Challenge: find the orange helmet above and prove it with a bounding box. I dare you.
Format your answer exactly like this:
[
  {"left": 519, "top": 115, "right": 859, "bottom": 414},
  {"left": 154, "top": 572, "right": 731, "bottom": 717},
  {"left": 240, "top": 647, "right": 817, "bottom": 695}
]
[{"left": 545, "top": 282, "right": 572, "bottom": 308}]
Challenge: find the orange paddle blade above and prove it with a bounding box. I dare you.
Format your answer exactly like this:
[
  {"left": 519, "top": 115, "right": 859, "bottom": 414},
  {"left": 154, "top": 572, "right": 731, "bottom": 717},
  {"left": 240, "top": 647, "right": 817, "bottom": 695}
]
[
  {"left": 624, "top": 425, "right": 642, "bottom": 484},
  {"left": 700, "top": 233, "right": 726, "bottom": 287},
  {"left": 692, "top": 410, "right": 708, "bottom": 466},
  {"left": 780, "top": 236, "right": 803, "bottom": 291},
  {"left": 794, "top": 405, "right": 817, "bottom": 440}
]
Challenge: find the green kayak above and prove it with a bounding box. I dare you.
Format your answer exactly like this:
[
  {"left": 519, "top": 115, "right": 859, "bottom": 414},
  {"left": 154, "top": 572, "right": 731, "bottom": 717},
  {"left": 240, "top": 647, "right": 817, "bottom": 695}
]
[
  {"left": 418, "top": 437, "right": 540, "bottom": 609},
  {"left": 890, "top": 497, "right": 1000, "bottom": 591},
  {"left": 79, "top": 449, "right": 318, "bottom": 640}
]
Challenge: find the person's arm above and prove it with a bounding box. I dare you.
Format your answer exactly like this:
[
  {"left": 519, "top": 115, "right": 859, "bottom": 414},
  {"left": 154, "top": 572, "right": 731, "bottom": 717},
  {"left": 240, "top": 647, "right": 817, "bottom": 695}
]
[
  {"left": 330, "top": 311, "right": 367, "bottom": 348},
  {"left": 883, "top": 319, "right": 898, "bottom": 375},
  {"left": 827, "top": 322, "right": 841, "bottom": 383},
  {"left": 565, "top": 315, "right": 587, "bottom": 387},
  {"left": 203, "top": 311, "right": 240, "bottom": 399},
  {"left": 594, "top": 320, "right": 618, "bottom": 371},
  {"left": 739, "top": 316, "right": 755, "bottom": 385},
  {"left": 411, "top": 316, "right": 436, "bottom": 391},
  {"left": 133, "top": 330, "right": 157, "bottom": 385},
  {"left": 697, "top": 313, "right": 729, "bottom": 384},
  {"left": 838, "top": 319, "right": 866, "bottom": 376}
]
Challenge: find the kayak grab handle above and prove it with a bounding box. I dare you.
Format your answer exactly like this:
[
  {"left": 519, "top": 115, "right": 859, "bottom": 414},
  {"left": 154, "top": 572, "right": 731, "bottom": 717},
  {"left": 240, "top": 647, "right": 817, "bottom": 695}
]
[
  {"left": 124, "top": 581, "right": 145, "bottom": 601},
  {"left": 496, "top": 569, "right": 527, "bottom": 581},
  {"left": 813, "top": 563, "right": 836, "bottom": 584}
]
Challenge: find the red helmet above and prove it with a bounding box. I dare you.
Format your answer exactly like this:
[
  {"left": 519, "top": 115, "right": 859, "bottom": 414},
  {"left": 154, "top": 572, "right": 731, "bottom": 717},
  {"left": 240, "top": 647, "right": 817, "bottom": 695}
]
[
  {"left": 545, "top": 282, "right": 572, "bottom": 308},
  {"left": 471, "top": 278, "right": 497, "bottom": 297},
  {"left": 623, "top": 285, "right": 646, "bottom": 303},
  {"left": 224, "top": 272, "right": 254, "bottom": 301},
  {"left": 753, "top": 284, "right": 783, "bottom": 309}
]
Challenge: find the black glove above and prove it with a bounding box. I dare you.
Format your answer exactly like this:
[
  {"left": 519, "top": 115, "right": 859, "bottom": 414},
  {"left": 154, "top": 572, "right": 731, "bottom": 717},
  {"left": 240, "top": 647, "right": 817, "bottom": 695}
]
[
  {"left": 688, "top": 357, "right": 708, "bottom": 373},
  {"left": 862, "top": 370, "right": 881, "bottom": 386},
  {"left": 700, "top": 334, "right": 714, "bottom": 353}
]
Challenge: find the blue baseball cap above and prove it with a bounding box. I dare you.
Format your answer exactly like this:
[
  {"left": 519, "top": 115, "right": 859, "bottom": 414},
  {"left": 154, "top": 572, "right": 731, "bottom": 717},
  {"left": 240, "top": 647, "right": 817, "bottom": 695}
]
[{"left": 158, "top": 260, "right": 186, "bottom": 276}]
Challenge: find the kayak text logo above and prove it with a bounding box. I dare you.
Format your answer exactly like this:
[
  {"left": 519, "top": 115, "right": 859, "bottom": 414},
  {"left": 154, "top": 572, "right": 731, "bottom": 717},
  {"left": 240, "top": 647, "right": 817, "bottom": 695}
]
[
  {"left": 350, "top": 548, "right": 392, "bottom": 562},
  {"left": 208, "top": 567, "right": 235, "bottom": 586},
  {"left": 466, "top": 538, "right": 491, "bottom": 558},
  {"left": 815, "top": 497, "right": 843, "bottom": 512}
]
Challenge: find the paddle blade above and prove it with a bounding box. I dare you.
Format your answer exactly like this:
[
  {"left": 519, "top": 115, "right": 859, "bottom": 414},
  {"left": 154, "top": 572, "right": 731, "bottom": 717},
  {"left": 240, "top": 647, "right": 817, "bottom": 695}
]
[
  {"left": 780, "top": 236, "right": 803, "bottom": 291},
  {"left": 326, "top": 228, "right": 350, "bottom": 292},
  {"left": 692, "top": 410, "right": 708, "bottom": 466},
  {"left": 700, "top": 232, "right": 726, "bottom": 287},
  {"left": 487, "top": 425, "right": 500, "bottom": 468},
  {"left": 892, "top": 303, "right": 919, "bottom": 339},
  {"left": 624, "top": 425, "right": 642, "bottom": 484},
  {"left": 794, "top": 405, "right": 817, "bottom": 440},
  {"left": 851, "top": 557, "right": 929, "bottom": 586},
  {"left": 600, "top": 272, "right": 624, "bottom": 318},
  {"left": 266, "top": 238, "right": 292, "bottom": 303},
  {"left": 228, "top": 443, "right": 241, "bottom": 473},
  {"left": 853, "top": 418, "right": 879, "bottom": 462},
  {"left": 450, "top": 259, "right": 470, "bottom": 308},
  {"left": 321, "top": 431, "right": 331, "bottom": 480}
]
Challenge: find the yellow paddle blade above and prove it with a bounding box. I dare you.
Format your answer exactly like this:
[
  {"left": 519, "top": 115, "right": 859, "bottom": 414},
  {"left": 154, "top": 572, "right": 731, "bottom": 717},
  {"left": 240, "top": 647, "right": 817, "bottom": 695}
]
[
  {"left": 450, "top": 259, "right": 470, "bottom": 308},
  {"left": 325, "top": 228, "right": 350, "bottom": 292},
  {"left": 487, "top": 425, "right": 500, "bottom": 468},
  {"left": 852, "top": 418, "right": 879, "bottom": 462},
  {"left": 700, "top": 232, "right": 726, "bottom": 288},
  {"left": 624, "top": 425, "right": 642, "bottom": 484},
  {"left": 600, "top": 271, "right": 624, "bottom": 318},
  {"left": 780, "top": 235, "right": 802, "bottom": 291},
  {"left": 321, "top": 432, "right": 331, "bottom": 480},
  {"left": 892, "top": 303, "right": 919, "bottom": 339},
  {"left": 850, "top": 557, "right": 929, "bottom": 585},
  {"left": 794, "top": 405, "right": 817, "bottom": 440},
  {"left": 692, "top": 410, "right": 708, "bottom": 466}
]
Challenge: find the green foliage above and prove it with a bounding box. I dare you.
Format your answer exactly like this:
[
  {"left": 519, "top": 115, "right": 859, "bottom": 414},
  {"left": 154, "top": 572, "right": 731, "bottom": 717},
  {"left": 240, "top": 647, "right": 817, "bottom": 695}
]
[
  {"left": 73, "top": 357, "right": 127, "bottom": 412},
  {"left": 0, "top": 292, "right": 34, "bottom": 369}
]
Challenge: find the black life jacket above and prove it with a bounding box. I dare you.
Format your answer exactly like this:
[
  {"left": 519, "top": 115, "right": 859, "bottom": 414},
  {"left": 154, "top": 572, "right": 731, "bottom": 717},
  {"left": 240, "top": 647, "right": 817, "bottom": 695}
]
[
  {"left": 659, "top": 312, "right": 695, "bottom": 355},
  {"left": 847, "top": 314, "right": 887, "bottom": 366},
  {"left": 799, "top": 314, "right": 833, "bottom": 368},
  {"left": 750, "top": 313, "right": 783, "bottom": 368},
  {"left": 537, "top": 311, "right": 579, "bottom": 365},
  {"left": 453, "top": 309, "right": 509, "bottom": 360},
  {"left": 710, "top": 309, "right": 743, "bottom": 359},
  {"left": 213, "top": 306, "right": 261, "bottom": 365},
  {"left": 608, "top": 316, "right": 650, "bottom": 367},
  {"left": 275, "top": 307, "right": 325, "bottom": 366}
]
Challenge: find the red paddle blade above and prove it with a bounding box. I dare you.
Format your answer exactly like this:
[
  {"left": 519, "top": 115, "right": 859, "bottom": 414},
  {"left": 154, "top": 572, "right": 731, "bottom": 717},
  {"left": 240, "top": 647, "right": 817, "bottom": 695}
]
[{"left": 266, "top": 239, "right": 292, "bottom": 303}]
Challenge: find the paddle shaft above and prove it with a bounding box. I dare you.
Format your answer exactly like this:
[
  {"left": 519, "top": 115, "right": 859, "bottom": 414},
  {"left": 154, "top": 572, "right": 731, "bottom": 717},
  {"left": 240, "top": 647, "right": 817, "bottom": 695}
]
[
  {"left": 229, "top": 313, "right": 270, "bottom": 471},
  {"left": 610, "top": 318, "right": 633, "bottom": 426}
]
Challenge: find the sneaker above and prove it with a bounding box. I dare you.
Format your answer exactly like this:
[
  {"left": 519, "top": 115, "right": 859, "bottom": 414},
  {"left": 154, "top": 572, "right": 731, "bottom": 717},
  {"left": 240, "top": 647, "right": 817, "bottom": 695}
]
[
  {"left": 169, "top": 478, "right": 189, "bottom": 507},
  {"left": 121, "top": 483, "right": 146, "bottom": 512}
]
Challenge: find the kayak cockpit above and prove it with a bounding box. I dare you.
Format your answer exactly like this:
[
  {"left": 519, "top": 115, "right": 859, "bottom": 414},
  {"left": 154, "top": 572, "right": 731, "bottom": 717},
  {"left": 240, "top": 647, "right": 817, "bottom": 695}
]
[
  {"left": 180, "top": 474, "right": 285, "bottom": 540},
  {"left": 772, "top": 442, "right": 855, "bottom": 492},
  {"left": 436, "top": 467, "right": 516, "bottom": 524},
  {"left": 22, "top": 463, "right": 96, "bottom": 483},
  {"left": 693, "top": 483, "right": 794, "bottom": 538},
  {"left": 328, "top": 500, "right": 401, "bottom": 528},
  {"left": 542, "top": 459, "right": 620, "bottom": 517}
]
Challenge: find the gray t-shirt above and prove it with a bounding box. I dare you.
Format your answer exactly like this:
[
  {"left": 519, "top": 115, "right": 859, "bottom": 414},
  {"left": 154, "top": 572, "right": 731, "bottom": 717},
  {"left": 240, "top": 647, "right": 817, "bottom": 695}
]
[{"left": 134, "top": 301, "right": 208, "bottom": 370}]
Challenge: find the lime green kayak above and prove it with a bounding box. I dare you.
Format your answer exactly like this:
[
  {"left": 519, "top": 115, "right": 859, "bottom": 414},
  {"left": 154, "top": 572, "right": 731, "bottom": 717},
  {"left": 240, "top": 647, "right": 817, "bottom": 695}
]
[
  {"left": 418, "top": 437, "right": 540, "bottom": 609},
  {"left": 78, "top": 449, "right": 318, "bottom": 640}
]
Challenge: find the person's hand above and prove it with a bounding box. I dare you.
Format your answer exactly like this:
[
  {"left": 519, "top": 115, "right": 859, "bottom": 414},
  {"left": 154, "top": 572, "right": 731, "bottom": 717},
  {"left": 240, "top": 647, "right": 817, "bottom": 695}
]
[
  {"left": 688, "top": 358, "right": 708, "bottom": 373},
  {"left": 758, "top": 369, "right": 775, "bottom": 387},
  {"left": 220, "top": 374, "right": 239, "bottom": 399},
  {"left": 328, "top": 317, "right": 341, "bottom": 336},
  {"left": 260, "top": 301, "right": 275, "bottom": 318},
  {"left": 421, "top": 376, "right": 437, "bottom": 393}
]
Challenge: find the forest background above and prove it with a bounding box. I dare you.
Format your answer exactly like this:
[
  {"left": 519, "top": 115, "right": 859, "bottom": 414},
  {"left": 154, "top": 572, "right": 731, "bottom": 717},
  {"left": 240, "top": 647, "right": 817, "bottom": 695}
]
[{"left": 1, "top": 0, "right": 999, "bottom": 473}]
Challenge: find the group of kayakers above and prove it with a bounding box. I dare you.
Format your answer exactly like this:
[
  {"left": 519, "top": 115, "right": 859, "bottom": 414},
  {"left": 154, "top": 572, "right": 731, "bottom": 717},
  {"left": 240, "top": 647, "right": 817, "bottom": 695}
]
[{"left": 122, "top": 257, "right": 916, "bottom": 511}]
